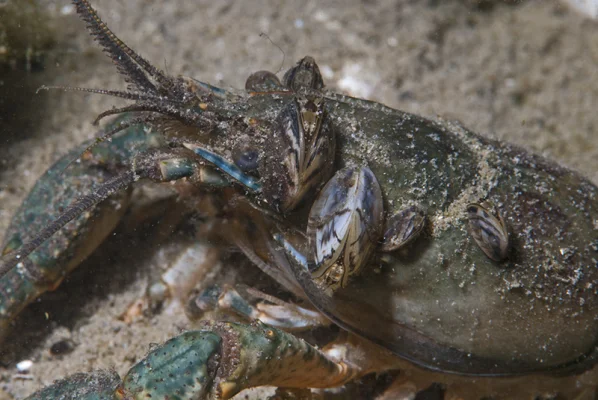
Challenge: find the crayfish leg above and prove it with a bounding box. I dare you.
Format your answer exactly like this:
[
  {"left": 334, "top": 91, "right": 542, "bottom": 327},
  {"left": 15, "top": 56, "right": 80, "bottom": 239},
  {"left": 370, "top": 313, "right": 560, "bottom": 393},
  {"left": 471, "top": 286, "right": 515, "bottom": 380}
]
[
  {"left": 119, "top": 322, "right": 366, "bottom": 399},
  {"left": 0, "top": 122, "right": 160, "bottom": 340},
  {"left": 24, "top": 370, "right": 121, "bottom": 400},
  {"left": 0, "top": 138, "right": 225, "bottom": 340},
  {"left": 120, "top": 239, "right": 223, "bottom": 324},
  {"left": 188, "top": 284, "right": 330, "bottom": 332}
]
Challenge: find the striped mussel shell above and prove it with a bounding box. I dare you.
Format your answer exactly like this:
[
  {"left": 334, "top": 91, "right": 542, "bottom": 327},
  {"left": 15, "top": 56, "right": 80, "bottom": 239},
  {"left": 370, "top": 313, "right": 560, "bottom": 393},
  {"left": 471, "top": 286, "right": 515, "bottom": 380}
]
[{"left": 307, "top": 165, "right": 384, "bottom": 291}]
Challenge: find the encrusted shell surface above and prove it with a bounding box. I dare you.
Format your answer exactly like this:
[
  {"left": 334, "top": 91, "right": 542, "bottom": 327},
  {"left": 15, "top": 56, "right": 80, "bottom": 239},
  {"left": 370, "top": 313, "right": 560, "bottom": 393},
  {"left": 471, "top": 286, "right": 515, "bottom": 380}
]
[{"left": 244, "top": 92, "right": 598, "bottom": 376}]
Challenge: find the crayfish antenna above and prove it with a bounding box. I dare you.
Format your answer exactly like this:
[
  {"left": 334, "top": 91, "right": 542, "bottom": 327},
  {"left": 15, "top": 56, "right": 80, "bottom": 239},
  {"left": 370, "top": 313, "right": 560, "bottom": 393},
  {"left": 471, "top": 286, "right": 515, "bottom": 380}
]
[
  {"left": 71, "top": 0, "right": 173, "bottom": 95},
  {"left": 36, "top": 85, "right": 172, "bottom": 104},
  {"left": 38, "top": 1, "right": 226, "bottom": 149},
  {"left": 38, "top": 0, "right": 225, "bottom": 170},
  {"left": 0, "top": 170, "right": 138, "bottom": 279},
  {"left": 93, "top": 105, "right": 165, "bottom": 126}
]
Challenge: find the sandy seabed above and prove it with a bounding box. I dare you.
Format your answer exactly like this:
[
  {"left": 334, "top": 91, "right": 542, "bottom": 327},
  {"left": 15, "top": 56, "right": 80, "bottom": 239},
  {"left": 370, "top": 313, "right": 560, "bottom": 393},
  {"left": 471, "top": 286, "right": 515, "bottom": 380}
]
[{"left": 1, "top": 1, "right": 597, "bottom": 399}]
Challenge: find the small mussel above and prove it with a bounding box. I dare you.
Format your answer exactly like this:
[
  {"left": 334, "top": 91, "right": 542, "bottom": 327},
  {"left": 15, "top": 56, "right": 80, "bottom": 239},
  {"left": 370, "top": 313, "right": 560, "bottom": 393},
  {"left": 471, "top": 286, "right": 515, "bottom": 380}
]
[
  {"left": 466, "top": 202, "right": 509, "bottom": 262},
  {"left": 380, "top": 205, "right": 426, "bottom": 252},
  {"left": 307, "top": 165, "right": 384, "bottom": 290}
]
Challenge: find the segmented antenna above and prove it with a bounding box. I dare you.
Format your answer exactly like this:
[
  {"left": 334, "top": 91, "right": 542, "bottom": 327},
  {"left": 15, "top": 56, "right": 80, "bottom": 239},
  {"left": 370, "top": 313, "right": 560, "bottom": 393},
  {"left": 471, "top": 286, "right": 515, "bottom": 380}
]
[
  {"left": 37, "top": 85, "right": 173, "bottom": 105},
  {"left": 234, "top": 239, "right": 305, "bottom": 299},
  {"left": 0, "top": 170, "right": 138, "bottom": 279},
  {"left": 72, "top": 0, "right": 173, "bottom": 94},
  {"left": 93, "top": 104, "right": 161, "bottom": 125},
  {"left": 91, "top": 103, "right": 190, "bottom": 127},
  {"left": 0, "top": 2, "right": 226, "bottom": 279}
]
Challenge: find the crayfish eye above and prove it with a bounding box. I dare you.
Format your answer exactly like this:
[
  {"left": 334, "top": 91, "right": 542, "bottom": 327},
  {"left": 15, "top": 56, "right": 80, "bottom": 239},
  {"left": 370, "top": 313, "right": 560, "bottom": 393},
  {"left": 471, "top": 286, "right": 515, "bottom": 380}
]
[
  {"left": 233, "top": 143, "right": 260, "bottom": 173},
  {"left": 283, "top": 56, "right": 324, "bottom": 91}
]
